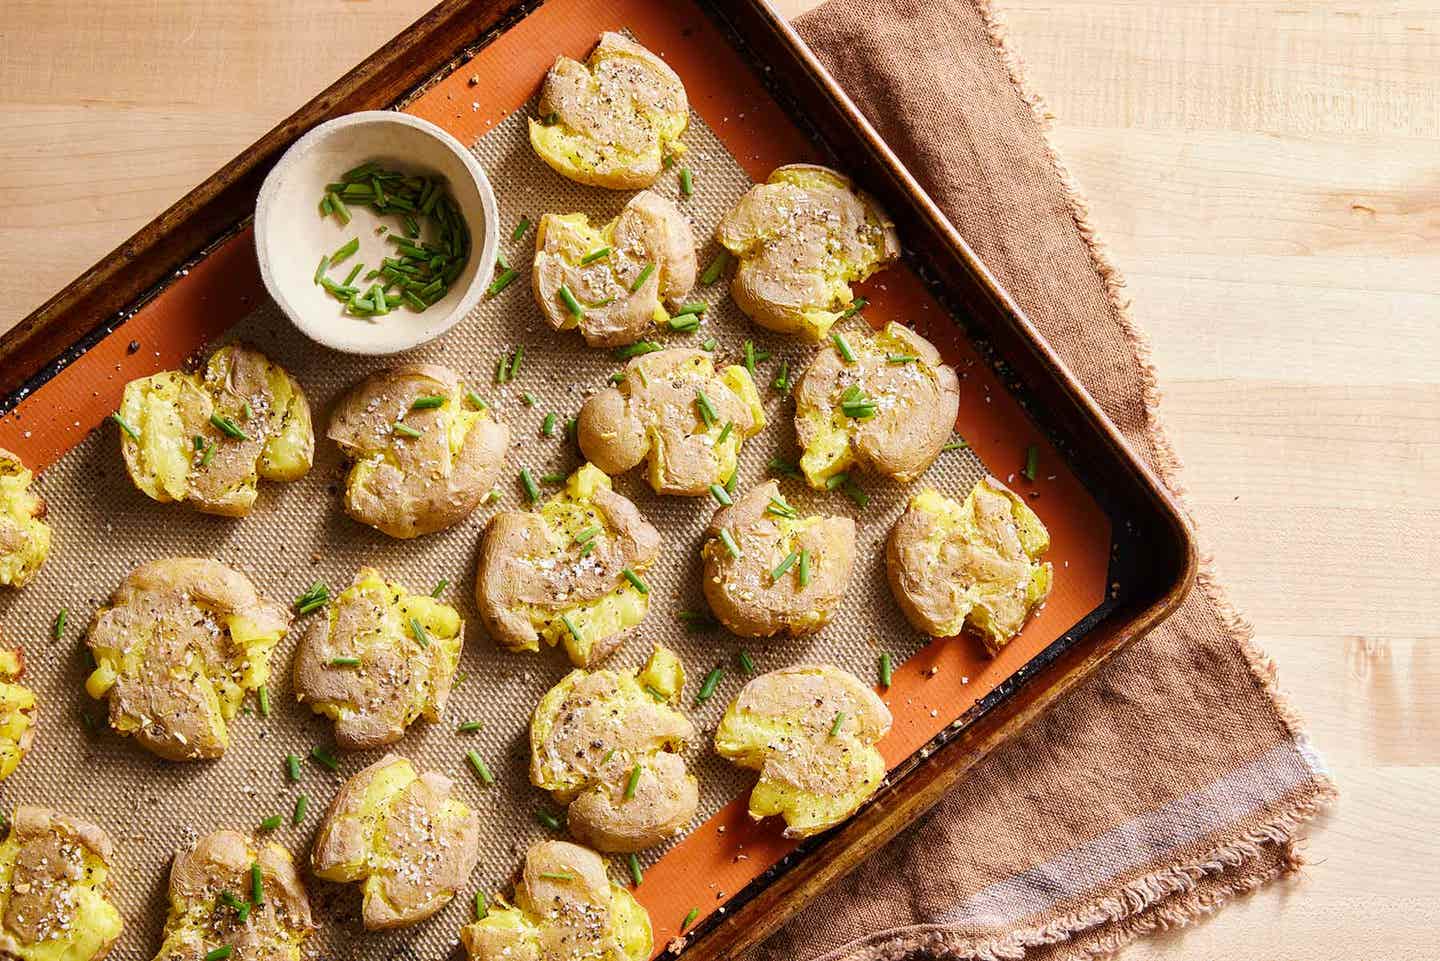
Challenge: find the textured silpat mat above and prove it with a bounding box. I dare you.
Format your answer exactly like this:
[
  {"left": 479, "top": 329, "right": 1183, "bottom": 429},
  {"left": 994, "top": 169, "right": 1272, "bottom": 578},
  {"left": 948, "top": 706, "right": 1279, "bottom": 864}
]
[{"left": 0, "top": 0, "right": 1195, "bottom": 959}]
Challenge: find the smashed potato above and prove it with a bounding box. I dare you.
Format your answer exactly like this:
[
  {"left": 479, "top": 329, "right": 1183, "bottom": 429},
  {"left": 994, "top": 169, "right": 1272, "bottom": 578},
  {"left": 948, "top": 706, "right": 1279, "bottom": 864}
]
[
  {"left": 328, "top": 364, "right": 511, "bottom": 539},
  {"left": 530, "top": 645, "right": 697, "bottom": 852},
  {"left": 460, "top": 840, "right": 651, "bottom": 961},
  {"left": 701, "top": 481, "right": 856, "bottom": 639},
  {"left": 152, "top": 829, "right": 314, "bottom": 961},
  {"left": 84, "top": 558, "right": 289, "bottom": 761},
  {"left": 577, "top": 348, "right": 765, "bottom": 496},
  {"left": 530, "top": 32, "right": 688, "bottom": 190},
  {"left": 717, "top": 164, "right": 899, "bottom": 340},
  {"left": 0, "top": 645, "right": 36, "bottom": 782},
  {"left": 0, "top": 806, "right": 123, "bottom": 961},
  {"left": 533, "top": 191, "right": 697, "bottom": 348},
  {"left": 714, "top": 664, "right": 891, "bottom": 838},
  {"left": 118, "top": 344, "right": 313, "bottom": 517},
  {"left": 0, "top": 448, "right": 50, "bottom": 589},
  {"left": 796, "top": 322, "right": 960, "bottom": 487},
  {"left": 887, "top": 477, "right": 1053, "bottom": 653},
  {"left": 292, "top": 567, "right": 462, "bottom": 750},
  {"left": 476, "top": 464, "right": 658, "bottom": 668},
  {"left": 312, "top": 754, "right": 479, "bottom": 929}
]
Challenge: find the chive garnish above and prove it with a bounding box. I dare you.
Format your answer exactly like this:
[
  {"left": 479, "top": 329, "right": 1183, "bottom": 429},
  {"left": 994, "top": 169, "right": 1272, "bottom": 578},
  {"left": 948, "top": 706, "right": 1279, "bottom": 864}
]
[
  {"left": 327, "top": 191, "right": 350, "bottom": 225},
  {"left": 474, "top": 891, "right": 489, "bottom": 921},
  {"left": 766, "top": 495, "right": 797, "bottom": 519},
  {"left": 53, "top": 608, "right": 66, "bottom": 641},
  {"left": 768, "top": 456, "right": 802, "bottom": 479},
  {"left": 251, "top": 862, "right": 264, "bottom": 907},
  {"left": 887, "top": 353, "right": 918, "bottom": 364},
  {"left": 630, "top": 262, "right": 655, "bottom": 293},
  {"left": 257, "top": 684, "right": 271, "bottom": 718},
  {"left": 392, "top": 421, "right": 422, "bottom": 439},
  {"left": 701, "top": 337, "right": 717, "bottom": 351},
  {"left": 510, "top": 344, "right": 525, "bottom": 378},
  {"left": 695, "top": 390, "right": 718, "bottom": 427},
  {"left": 286, "top": 754, "right": 301, "bottom": 782},
  {"left": 259, "top": 815, "right": 282, "bottom": 831},
  {"left": 580, "top": 246, "right": 611, "bottom": 264},
  {"left": 601, "top": 747, "right": 617, "bottom": 765},
  {"left": 206, "top": 947, "right": 233, "bottom": 961},
  {"left": 521, "top": 391, "right": 538, "bottom": 407},
  {"left": 540, "top": 472, "right": 565, "bottom": 485},
  {"left": 628, "top": 852, "right": 644, "bottom": 887},
  {"left": 466, "top": 391, "right": 488, "bottom": 411},
  {"left": 1023, "top": 444, "right": 1040, "bottom": 481},
  {"left": 411, "top": 394, "right": 445, "bottom": 410},
  {"left": 798, "top": 549, "right": 811, "bottom": 587},
  {"left": 432, "top": 578, "right": 449, "bottom": 598},
  {"left": 678, "top": 610, "right": 717, "bottom": 631},
  {"left": 679, "top": 168, "right": 694, "bottom": 197},
  {"left": 700, "top": 250, "right": 730, "bottom": 285},
  {"left": 313, "top": 254, "right": 329, "bottom": 286},
  {"left": 726, "top": 465, "right": 738, "bottom": 494},
  {"left": 668, "top": 313, "right": 701, "bottom": 333},
  {"left": 718, "top": 529, "right": 741, "bottom": 559},
  {"left": 715, "top": 421, "right": 734, "bottom": 446},
  {"left": 696, "top": 668, "right": 724, "bottom": 703},
  {"left": 309, "top": 747, "right": 339, "bottom": 771},
  {"left": 293, "top": 794, "right": 308, "bottom": 826},
  {"left": 673, "top": 302, "right": 706, "bottom": 318},
  {"left": 841, "top": 297, "right": 868, "bottom": 318},
  {"left": 409, "top": 617, "right": 430, "bottom": 648},
  {"left": 830, "top": 711, "right": 846, "bottom": 737},
  {"left": 840, "top": 385, "right": 878, "bottom": 420},
  {"left": 613, "top": 339, "right": 662, "bottom": 359},
  {"left": 208, "top": 413, "right": 248, "bottom": 440},
  {"left": 535, "top": 808, "right": 564, "bottom": 831},
  {"left": 467, "top": 750, "right": 495, "bottom": 786},
  {"left": 456, "top": 720, "right": 483, "bottom": 734},
  {"left": 842, "top": 477, "right": 870, "bottom": 508},
  {"left": 200, "top": 442, "right": 216, "bottom": 467},
  {"left": 512, "top": 216, "right": 531, "bottom": 243},
  {"left": 574, "top": 526, "right": 601, "bottom": 544},
  {"left": 709, "top": 483, "right": 733, "bottom": 507},
  {"left": 879, "top": 652, "right": 893, "bottom": 688},
  {"left": 738, "top": 650, "right": 756, "bottom": 673},
  {"left": 541, "top": 412, "right": 557, "bottom": 437},
  {"left": 772, "top": 360, "right": 791, "bottom": 392},
  {"left": 295, "top": 581, "right": 329, "bottom": 615},
  {"left": 832, "top": 332, "right": 858, "bottom": 363},
  {"left": 517, "top": 468, "right": 540, "bottom": 503},
  {"left": 487, "top": 268, "right": 518, "bottom": 297},
  {"left": 539, "top": 871, "right": 575, "bottom": 881},
  {"left": 681, "top": 907, "right": 700, "bottom": 931},
  {"left": 328, "top": 656, "right": 361, "bottom": 668},
  {"left": 558, "top": 284, "right": 584, "bottom": 318},
  {"left": 623, "top": 762, "right": 643, "bottom": 801},
  {"left": 621, "top": 568, "right": 649, "bottom": 594},
  {"left": 343, "top": 262, "right": 364, "bottom": 287},
  {"left": 825, "top": 472, "right": 850, "bottom": 491},
  {"left": 330, "top": 237, "right": 360, "bottom": 265},
  {"left": 942, "top": 439, "right": 969, "bottom": 452},
  {"left": 771, "top": 551, "right": 800, "bottom": 580},
  {"left": 560, "top": 614, "right": 582, "bottom": 643}
]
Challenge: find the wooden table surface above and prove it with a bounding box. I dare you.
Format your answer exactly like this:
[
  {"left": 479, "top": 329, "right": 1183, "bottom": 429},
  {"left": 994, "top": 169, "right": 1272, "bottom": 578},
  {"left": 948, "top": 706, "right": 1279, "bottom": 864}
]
[{"left": 2, "top": 1, "right": 1435, "bottom": 957}]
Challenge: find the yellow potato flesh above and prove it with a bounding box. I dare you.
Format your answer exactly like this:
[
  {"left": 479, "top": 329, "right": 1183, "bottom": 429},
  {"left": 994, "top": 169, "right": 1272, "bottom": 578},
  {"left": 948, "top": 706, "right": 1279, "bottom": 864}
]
[
  {"left": 0, "top": 832, "right": 122, "bottom": 961},
  {"left": 0, "top": 457, "right": 50, "bottom": 588},
  {"left": 0, "top": 653, "right": 34, "bottom": 782},
  {"left": 634, "top": 644, "right": 685, "bottom": 703},
  {"left": 463, "top": 885, "right": 651, "bottom": 961},
  {"left": 642, "top": 361, "right": 765, "bottom": 492},
  {"left": 527, "top": 103, "right": 685, "bottom": 189},
  {"left": 120, "top": 371, "right": 195, "bottom": 503},
  {"left": 517, "top": 465, "right": 649, "bottom": 665}
]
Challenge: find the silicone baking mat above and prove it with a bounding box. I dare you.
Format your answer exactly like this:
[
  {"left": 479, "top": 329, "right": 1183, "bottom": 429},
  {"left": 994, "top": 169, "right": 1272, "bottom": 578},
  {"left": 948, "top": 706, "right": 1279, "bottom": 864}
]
[{"left": 0, "top": 0, "right": 1110, "bottom": 958}]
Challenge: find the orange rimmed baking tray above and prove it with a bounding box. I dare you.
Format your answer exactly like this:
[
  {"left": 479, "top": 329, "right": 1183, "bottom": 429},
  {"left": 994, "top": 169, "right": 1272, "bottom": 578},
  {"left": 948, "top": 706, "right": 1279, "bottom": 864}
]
[{"left": 0, "top": 2, "right": 1195, "bottom": 959}]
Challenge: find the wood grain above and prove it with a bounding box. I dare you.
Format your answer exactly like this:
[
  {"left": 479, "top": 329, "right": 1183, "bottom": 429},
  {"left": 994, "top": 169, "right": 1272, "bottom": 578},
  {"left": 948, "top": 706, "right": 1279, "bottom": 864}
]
[{"left": 2, "top": 1, "right": 1436, "bottom": 958}]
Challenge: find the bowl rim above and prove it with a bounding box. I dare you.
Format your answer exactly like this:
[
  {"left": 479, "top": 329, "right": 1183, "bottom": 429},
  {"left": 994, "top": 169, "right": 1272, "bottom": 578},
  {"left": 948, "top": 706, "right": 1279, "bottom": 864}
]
[{"left": 253, "top": 109, "right": 499, "bottom": 356}]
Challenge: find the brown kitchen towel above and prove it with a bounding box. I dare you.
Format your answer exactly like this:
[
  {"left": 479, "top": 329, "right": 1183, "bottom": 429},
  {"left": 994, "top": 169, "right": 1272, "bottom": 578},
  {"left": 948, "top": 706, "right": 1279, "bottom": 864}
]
[{"left": 748, "top": 2, "right": 1339, "bottom": 960}]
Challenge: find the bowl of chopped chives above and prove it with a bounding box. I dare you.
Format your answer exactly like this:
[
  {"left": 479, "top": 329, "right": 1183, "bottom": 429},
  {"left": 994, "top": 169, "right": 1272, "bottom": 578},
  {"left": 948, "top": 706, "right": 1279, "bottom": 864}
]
[{"left": 254, "top": 111, "right": 498, "bottom": 354}]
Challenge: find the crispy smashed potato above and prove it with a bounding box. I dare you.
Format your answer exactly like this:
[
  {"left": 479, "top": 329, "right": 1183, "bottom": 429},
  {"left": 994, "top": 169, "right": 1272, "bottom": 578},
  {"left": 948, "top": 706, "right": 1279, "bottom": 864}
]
[
  {"left": 0, "top": 645, "right": 36, "bottom": 782},
  {"left": 328, "top": 364, "right": 511, "bottom": 539},
  {"left": 292, "top": 567, "right": 462, "bottom": 750},
  {"left": 887, "top": 477, "right": 1053, "bottom": 653},
  {"left": 717, "top": 164, "right": 899, "bottom": 340},
  {"left": 0, "top": 449, "right": 50, "bottom": 589},
  {"left": 530, "top": 645, "right": 697, "bottom": 852},
  {"left": 529, "top": 32, "right": 689, "bottom": 190},
  {"left": 118, "top": 344, "right": 313, "bottom": 517},
  {"left": 476, "top": 464, "right": 658, "bottom": 668},
  {"left": 577, "top": 348, "right": 764, "bottom": 496},
  {"left": 796, "top": 322, "right": 960, "bottom": 486},
  {"left": 84, "top": 558, "right": 289, "bottom": 762},
  {"left": 0, "top": 806, "right": 123, "bottom": 961},
  {"left": 714, "top": 664, "right": 891, "bottom": 838},
  {"left": 152, "top": 829, "right": 314, "bottom": 961},
  {"left": 701, "top": 481, "right": 856, "bottom": 639},
  {"left": 312, "top": 754, "right": 479, "bottom": 929},
  {"left": 533, "top": 191, "right": 697, "bottom": 348},
  {"left": 460, "top": 840, "right": 651, "bottom": 961}
]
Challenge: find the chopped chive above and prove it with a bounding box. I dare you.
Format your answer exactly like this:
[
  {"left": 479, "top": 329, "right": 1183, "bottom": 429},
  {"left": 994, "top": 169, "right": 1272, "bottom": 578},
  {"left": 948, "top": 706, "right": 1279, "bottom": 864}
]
[
  {"left": 695, "top": 390, "right": 718, "bottom": 427},
  {"left": 566, "top": 417, "right": 578, "bottom": 437},
  {"left": 630, "top": 262, "right": 655, "bottom": 293},
  {"left": 393, "top": 421, "right": 422, "bottom": 439},
  {"left": 879, "top": 652, "right": 893, "bottom": 687},
  {"left": 343, "top": 262, "right": 364, "bottom": 287},
  {"left": 668, "top": 313, "right": 702, "bottom": 333},
  {"left": 679, "top": 168, "right": 694, "bottom": 197},
  {"left": 241, "top": 401, "right": 253, "bottom": 420},
  {"left": 208, "top": 413, "right": 248, "bottom": 440},
  {"left": 326, "top": 191, "right": 350, "bottom": 225},
  {"left": 832, "top": 332, "right": 857, "bottom": 363},
  {"left": 613, "top": 339, "right": 662, "bottom": 359},
  {"left": 725, "top": 467, "right": 737, "bottom": 495},
  {"left": 768, "top": 456, "right": 802, "bottom": 479},
  {"left": 772, "top": 360, "right": 791, "bottom": 392},
  {"left": 621, "top": 568, "right": 649, "bottom": 594},
  {"left": 766, "top": 495, "right": 797, "bottom": 519},
  {"left": 411, "top": 394, "right": 446, "bottom": 410},
  {"left": 672, "top": 302, "right": 706, "bottom": 318},
  {"left": 251, "top": 862, "right": 264, "bottom": 907},
  {"left": 313, "top": 254, "right": 329, "bottom": 285},
  {"left": 219, "top": 891, "right": 244, "bottom": 912},
  {"left": 309, "top": 747, "right": 339, "bottom": 771},
  {"left": 700, "top": 249, "right": 730, "bottom": 285},
  {"left": 681, "top": 907, "right": 700, "bottom": 932},
  {"left": 841, "top": 297, "right": 868, "bottom": 318},
  {"left": 842, "top": 477, "right": 870, "bottom": 508},
  {"left": 522, "top": 391, "right": 538, "bottom": 407},
  {"left": 512, "top": 216, "right": 531, "bottom": 243},
  {"left": 431, "top": 578, "right": 449, "bottom": 598},
  {"left": 467, "top": 750, "right": 495, "bottom": 786},
  {"left": 696, "top": 667, "right": 724, "bottom": 702},
  {"left": 192, "top": 434, "right": 204, "bottom": 451},
  {"left": 510, "top": 344, "right": 525, "bottom": 378},
  {"left": 535, "top": 808, "right": 564, "bottom": 831},
  {"left": 286, "top": 754, "right": 301, "bottom": 782},
  {"left": 580, "top": 246, "right": 611, "bottom": 265},
  {"left": 718, "top": 528, "right": 741, "bottom": 559},
  {"left": 539, "top": 472, "right": 565, "bottom": 485},
  {"left": 738, "top": 650, "right": 756, "bottom": 674},
  {"left": 200, "top": 442, "right": 216, "bottom": 467},
  {"left": 825, "top": 472, "right": 850, "bottom": 490},
  {"left": 771, "top": 551, "right": 799, "bottom": 581},
  {"left": 1023, "top": 444, "right": 1040, "bottom": 481},
  {"left": 601, "top": 747, "right": 617, "bottom": 765},
  {"left": 330, "top": 237, "right": 360, "bottom": 265},
  {"left": 474, "top": 890, "right": 489, "bottom": 920},
  {"left": 709, "top": 483, "right": 733, "bottom": 507},
  {"left": 206, "top": 947, "right": 233, "bottom": 961},
  {"left": 628, "top": 852, "right": 644, "bottom": 886},
  {"left": 53, "top": 608, "right": 67, "bottom": 640},
  {"left": 743, "top": 340, "right": 757, "bottom": 375},
  {"left": 560, "top": 614, "right": 582, "bottom": 642},
  {"left": 713, "top": 423, "right": 735, "bottom": 450},
  {"left": 830, "top": 711, "right": 846, "bottom": 737},
  {"left": 678, "top": 610, "right": 717, "bottom": 631},
  {"left": 292, "top": 794, "right": 308, "bottom": 825},
  {"left": 328, "top": 656, "right": 361, "bottom": 668},
  {"left": 574, "top": 526, "right": 601, "bottom": 544},
  {"left": 257, "top": 684, "right": 271, "bottom": 718},
  {"left": 541, "top": 413, "right": 557, "bottom": 437},
  {"left": 409, "top": 617, "right": 430, "bottom": 648},
  {"left": 942, "top": 439, "right": 969, "bottom": 452},
  {"left": 486, "top": 268, "right": 518, "bottom": 296},
  {"left": 295, "top": 581, "right": 329, "bottom": 614},
  {"left": 403, "top": 290, "right": 428, "bottom": 311},
  {"left": 798, "top": 549, "right": 811, "bottom": 587},
  {"left": 608, "top": 371, "right": 626, "bottom": 384},
  {"left": 701, "top": 337, "right": 717, "bottom": 351},
  {"left": 558, "top": 284, "right": 584, "bottom": 318},
  {"left": 466, "top": 390, "right": 488, "bottom": 411},
  {"left": 496, "top": 251, "right": 509, "bottom": 270},
  {"left": 258, "top": 815, "right": 282, "bottom": 832},
  {"left": 539, "top": 871, "right": 575, "bottom": 881},
  {"left": 456, "top": 720, "right": 484, "bottom": 734},
  {"left": 887, "top": 353, "right": 919, "bottom": 364},
  {"left": 624, "top": 762, "right": 642, "bottom": 800}
]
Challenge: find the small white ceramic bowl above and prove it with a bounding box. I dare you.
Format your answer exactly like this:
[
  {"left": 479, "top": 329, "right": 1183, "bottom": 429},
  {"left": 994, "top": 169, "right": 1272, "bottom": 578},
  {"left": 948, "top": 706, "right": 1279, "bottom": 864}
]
[{"left": 255, "top": 111, "right": 498, "bottom": 354}]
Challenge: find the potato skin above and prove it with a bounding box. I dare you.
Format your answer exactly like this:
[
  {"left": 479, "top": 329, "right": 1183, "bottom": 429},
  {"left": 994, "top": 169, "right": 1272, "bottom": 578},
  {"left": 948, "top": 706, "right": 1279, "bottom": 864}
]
[
  {"left": 528, "top": 32, "right": 688, "bottom": 190},
  {"left": 0, "top": 806, "right": 123, "bottom": 961},
  {"left": 0, "top": 447, "right": 50, "bottom": 589},
  {"left": 701, "top": 481, "right": 856, "bottom": 639},
  {"left": 328, "top": 364, "right": 510, "bottom": 539},
  {"left": 887, "top": 477, "right": 1053, "bottom": 653},
  {"left": 795, "top": 322, "right": 960, "bottom": 486},
  {"left": 311, "top": 754, "right": 480, "bottom": 929},
  {"left": 717, "top": 164, "right": 900, "bottom": 340},
  {"left": 84, "top": 558, "right": 289, "bottom": 762}
]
